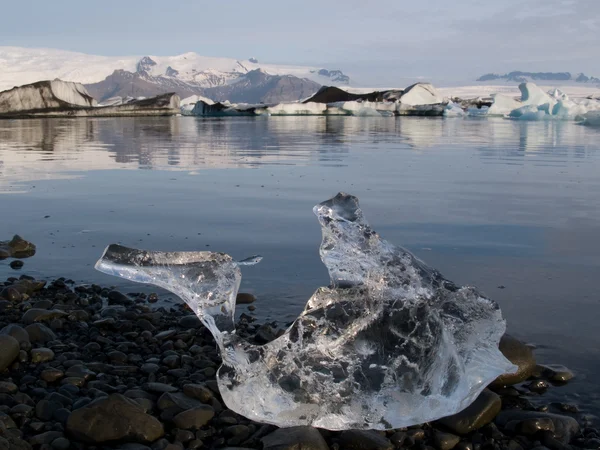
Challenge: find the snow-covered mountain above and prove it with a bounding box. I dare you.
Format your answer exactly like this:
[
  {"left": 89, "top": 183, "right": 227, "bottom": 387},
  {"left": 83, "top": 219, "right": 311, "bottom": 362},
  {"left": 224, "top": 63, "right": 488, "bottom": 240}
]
[{"left": 0, "top": 46, "right": 350, "bottom": 93}]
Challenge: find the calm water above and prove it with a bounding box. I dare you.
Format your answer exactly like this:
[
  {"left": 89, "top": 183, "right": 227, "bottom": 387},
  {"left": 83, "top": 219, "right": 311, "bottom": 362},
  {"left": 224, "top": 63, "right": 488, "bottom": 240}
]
[{"left": 1, "top": 116, "right": 600, "bottom": 416}]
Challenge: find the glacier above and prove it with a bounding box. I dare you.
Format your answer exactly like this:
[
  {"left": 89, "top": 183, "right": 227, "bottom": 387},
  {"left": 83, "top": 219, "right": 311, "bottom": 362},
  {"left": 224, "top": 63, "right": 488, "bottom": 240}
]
[{"left": 95, "top": 193, "right": 515, "bottom": 430}]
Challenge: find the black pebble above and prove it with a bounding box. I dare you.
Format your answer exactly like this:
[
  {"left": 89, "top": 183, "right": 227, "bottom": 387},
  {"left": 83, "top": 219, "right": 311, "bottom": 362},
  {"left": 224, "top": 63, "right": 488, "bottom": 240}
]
[{"left": 9, "top": 260, "right": 24, "bottom": 270}]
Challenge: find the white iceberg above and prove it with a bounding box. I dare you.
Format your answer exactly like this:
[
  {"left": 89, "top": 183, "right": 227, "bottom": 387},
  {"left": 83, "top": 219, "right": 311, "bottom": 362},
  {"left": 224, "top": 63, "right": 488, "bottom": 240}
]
[
  {"left": 400, "top": 83, "right": 444, "bottom": 106},
  {"left": 487, "top": 94, "right": 521, "bottom": 116},
  {"left": 264, "top": 102, "right": 327, "bottom": 115},
  {"left": 95, "top": 193, "right": 515, "bottom": 431},
  {"left": 443, "top": 101, "right": 466, "bottom": 117}
]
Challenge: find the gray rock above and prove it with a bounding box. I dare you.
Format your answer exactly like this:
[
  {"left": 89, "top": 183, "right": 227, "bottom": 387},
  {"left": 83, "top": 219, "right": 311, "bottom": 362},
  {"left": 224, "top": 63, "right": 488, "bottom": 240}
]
[
  {"left": 495, "top": 411, "right": 579, "bottom": 444},
  {"left": 179, "top": 315, "right": 201, "bottom": 329},
  {"left": 28, "top": 431, "right": 63, "bottom": 446},
  {"left": 25, "top": 323, "right": 57, "bottom": 343},
  {"left": 491, "top": 334, "right": 536, "bottom": 387},
  {"left": 154, "top": 330, "right": 176, "bottom": 340},
  {"left": 0, "top": 335, "right": 20, "bottom": 371},
  {"left": 437, "top": 389, "right": 502, "bottom": 435},
  {"left": 534, "top": 365, "right": 574, "bottom": 383},
  {"left": 51, "top": 437, "right": 71, "bottom": 450},
  {"left": 108, "top": 290, "right": 134, "bottom": 305},
  {"left": 35, "top": 399, "right": 62, "bottom": 421},
  {"left": 338, "top": 430, "right": 392, "bottom": 450},
  {"left": 157, "top": 392, "right": 203, "bottom": 411},
  {"left": 172, "top": 406, "right": 215, "bottom": 430},
  {"left": 262, "top": 426, "right": 329, "bottom": 450},
  {"left": 40, "top": 368, "right": 64, "bottom": 382},
  {"left": 30, "top": 348, "right": 55, "bottom": 363},
  {"left": 66, "top": 393, "right": 164, "bottom": 443},
  {"left": 22, "top": 308, "right": 68, "bottom": 325},
  {"left": 0, "top": 382, "right": 18, "bottom": 394},
  {"left": 433, "top": 431, "right": 461, "bottom": 450},
  {"left": 144, "top": 382, "right": 178, "bottom": 394},
  {"left": 0, "top": 324, "right": 29, "bottom": 345},
  {"left": 183, "top": 384, "right": 213, "bottom": 403},
  {"left": 236, "top": 293, "right": 256, "bottom": 304},
  {"left": 141, "top": 363, "right": 160, "bottom": 374},
  {"left": 507, "top": 417, "right": 555, "bottom": 436}
]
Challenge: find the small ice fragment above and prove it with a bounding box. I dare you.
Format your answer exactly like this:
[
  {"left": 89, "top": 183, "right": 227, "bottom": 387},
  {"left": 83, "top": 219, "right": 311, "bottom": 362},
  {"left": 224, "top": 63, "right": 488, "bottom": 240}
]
[{"left": 236, "top": 255, "right": 263, "bottom": 266}]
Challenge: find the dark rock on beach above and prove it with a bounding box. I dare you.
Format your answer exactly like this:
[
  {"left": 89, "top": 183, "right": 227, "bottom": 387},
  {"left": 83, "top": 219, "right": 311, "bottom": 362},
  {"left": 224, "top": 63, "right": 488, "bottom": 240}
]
[
  {"left": 438, "top": 389, "right": 502, "bottom": 435},
  {"left": 0, "top": 235, "right": 36, "bottom": 260},
  {"left": 66, "top": 394, "right": 165, "bottom": 443},
  {"left": 262, "top": 426, "right": 329, "bottom": 450},
  {"left": 492, "top": 334, "right": 537, "bottom": 388},
  {"left": 0, "top": 274, "right": 593, "bottom": 450}
]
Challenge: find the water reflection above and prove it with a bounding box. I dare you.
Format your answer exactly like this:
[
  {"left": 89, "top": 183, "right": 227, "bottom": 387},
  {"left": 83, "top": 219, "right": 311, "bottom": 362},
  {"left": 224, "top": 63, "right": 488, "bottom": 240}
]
[{"left": 2, "top": 117, "right": 599, "bottom": 186}]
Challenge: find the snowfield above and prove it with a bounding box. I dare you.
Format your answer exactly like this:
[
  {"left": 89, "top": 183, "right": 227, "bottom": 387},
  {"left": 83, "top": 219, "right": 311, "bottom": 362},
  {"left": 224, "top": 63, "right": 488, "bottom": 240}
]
[{"left": 0, "top": 46, "right": 349, "bottom": 93}]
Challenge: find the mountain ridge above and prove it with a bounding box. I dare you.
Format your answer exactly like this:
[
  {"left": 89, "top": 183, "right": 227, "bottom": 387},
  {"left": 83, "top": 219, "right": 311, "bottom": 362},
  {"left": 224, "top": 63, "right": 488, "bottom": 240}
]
[
  {"left": 0, "top": 46, "right": 350, "bottom": 95},
  {"left": 477, "top": 71, "right": 600, "bottom": 84}
]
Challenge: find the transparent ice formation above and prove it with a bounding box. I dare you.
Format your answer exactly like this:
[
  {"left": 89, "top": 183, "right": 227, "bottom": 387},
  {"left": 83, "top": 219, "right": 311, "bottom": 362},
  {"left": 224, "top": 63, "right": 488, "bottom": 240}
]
[{"left": 95, "top": 193, "right": 516, "bottom": 430}]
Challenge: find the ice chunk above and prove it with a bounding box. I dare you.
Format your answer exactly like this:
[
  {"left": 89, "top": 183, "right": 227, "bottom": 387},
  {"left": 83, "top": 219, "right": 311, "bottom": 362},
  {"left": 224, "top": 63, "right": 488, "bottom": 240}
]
[
  {"left": 508, "top": 104, "right": 546, "bottom": 121},
  {"left": 548, "top": 88, "right": 568, "bottom": 101},
  {"left": 400, "top": 83, "right": 444, "bottom": 106},
  {"left": 519, "top": 82, "right": 556, "bottom": 110},
  {"left": 467, "top": 106, "right": 489, "bottom": 117},
  {"left": 264, "top": 102, "right": 327, "bottom": 115},
  {"left": 95, "top": 193, "right": 515, "bottom": 430},
  {"left": 443, "top": 101, "right": 466, "bottom": 117},
  {"left": 488, "top": 94, "right": 521, "bottom": 116},
  {"left": 0, "top": 79, "right": 97, "bottom": 114},
  {"left": 582, "top": 111, "right": 600, "bottom": 126}
]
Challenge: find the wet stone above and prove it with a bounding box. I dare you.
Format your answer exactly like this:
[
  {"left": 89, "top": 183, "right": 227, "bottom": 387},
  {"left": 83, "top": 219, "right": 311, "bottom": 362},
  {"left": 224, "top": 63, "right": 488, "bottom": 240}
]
[
  {"left": 66, "top": 393, "right": 164, "bottom": 444},
  {"left": 9, "top": 260, "right": 24, "bottom": 270},
  {"left": 236, "top": 293, "right": 256, "bottom": 304},
  {"left": 433, "top": 431, "right": 461, "bottom": 450},
  {"left": 338, "top": 430, "right": 393, "bottom": 450},
  {"left": 172, "top": 406, "right": 215, "bottom": 430},
  {"left": 183, "top": 384, "right": 213, "bottom": 403},
  {"left": 145, "top": 382, "right": 178, "bottom": 394},
  {"left": 0, "top": 324, "right": 29, "bottom": 345},
  {"left": 535, "top": 365, "right": 575, "bottom": 383},
  {"left": 495, "top": 411, "right": 579, "bottom": 444},
  {"left": 0, "top": 382, "right": 18, "bottom": 394},
  {"left": 0, "top": 335, "right": 20, "bottom": 371},
  {"left": 25, "top": 323, "right": 57, "bottom": 343},
  {"left": 437, "top": 389, "right": 502, "bottom": 435},
  {"left": 30, "top": 348, "right": 55, "bottom": 363},
  {"left": 491, "top": 334, "right": 536, "bottom": 388}
]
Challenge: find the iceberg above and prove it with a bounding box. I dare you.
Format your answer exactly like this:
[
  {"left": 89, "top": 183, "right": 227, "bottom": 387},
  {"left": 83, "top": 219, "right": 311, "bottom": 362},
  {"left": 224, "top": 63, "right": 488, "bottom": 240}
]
[
  {"left": 443, "top": 101, "right": 466, "bottom": 117},
  {"left": 262, "top": 102, "right": 327, "bottom": 116},
  {"left": 0, "top": 80, "right": 180, "bottom": 118},
  {"left": 519, "top": 82, "right": 556, "bottom": 110},
  {"left": 0, "top": 80, "right": 97, "bottom": 114},
  {"left": 487, "top": 94, "right": 521, "bottom": 116},
  {"left": 400, "top": 83, "right": 444, "bottom": 106},
  {"left": 499, "top": 82, "right": 600, "bottom": 121},
  {"left": 582, "top": 111, "right": 600, "bottom": 127},
  {"left": 95, "top": 193, "right": 515, "bottom": 430}
]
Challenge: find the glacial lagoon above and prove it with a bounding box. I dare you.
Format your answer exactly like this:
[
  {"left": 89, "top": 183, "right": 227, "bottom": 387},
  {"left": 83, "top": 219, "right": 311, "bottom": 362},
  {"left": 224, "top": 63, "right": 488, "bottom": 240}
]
[{"left": 1, "top": 115, "right": 600, "bottom": 417}]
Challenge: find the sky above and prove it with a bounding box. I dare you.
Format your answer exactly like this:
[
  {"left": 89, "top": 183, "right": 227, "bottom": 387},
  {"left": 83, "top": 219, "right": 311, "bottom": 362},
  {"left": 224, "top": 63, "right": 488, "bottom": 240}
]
[{"left": 1, "top": 0, "right": 599, "bottom": 85}]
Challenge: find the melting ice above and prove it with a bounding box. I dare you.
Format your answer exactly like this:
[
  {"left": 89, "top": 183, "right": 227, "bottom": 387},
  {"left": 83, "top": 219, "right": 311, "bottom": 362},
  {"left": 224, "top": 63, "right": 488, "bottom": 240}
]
[{"left": 95, "top": 193, "right": 516, "bottom": 430}]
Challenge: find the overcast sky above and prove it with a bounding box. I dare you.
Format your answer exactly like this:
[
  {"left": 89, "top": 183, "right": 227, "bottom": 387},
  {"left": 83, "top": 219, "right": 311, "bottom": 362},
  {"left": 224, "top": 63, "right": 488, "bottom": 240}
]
[{"left": 2, "top": 0, "right": 599, "bottom": 85}]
